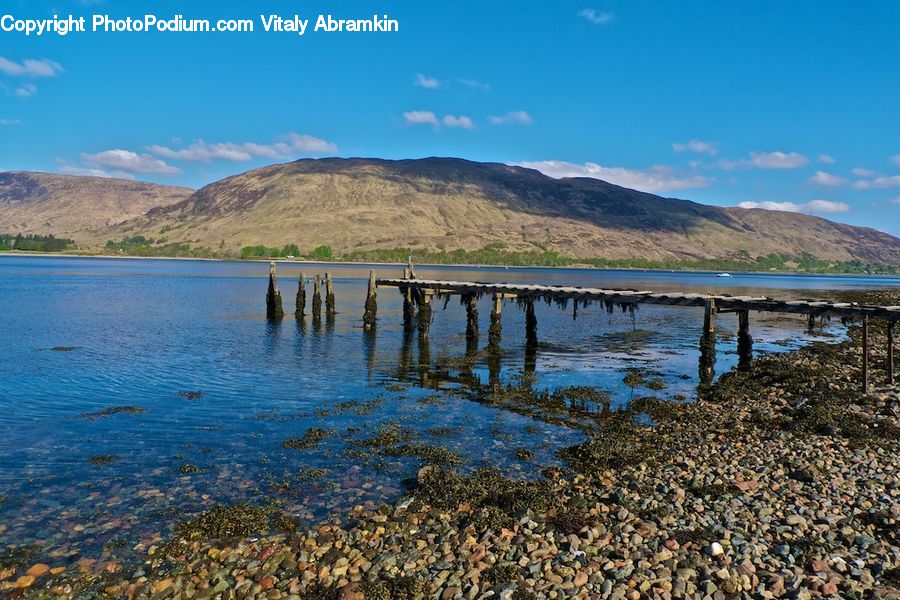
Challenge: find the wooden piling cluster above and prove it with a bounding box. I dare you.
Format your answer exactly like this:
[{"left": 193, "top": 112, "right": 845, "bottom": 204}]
[{"left": 265, "top": 267, "right": 338, "bottom": 320}]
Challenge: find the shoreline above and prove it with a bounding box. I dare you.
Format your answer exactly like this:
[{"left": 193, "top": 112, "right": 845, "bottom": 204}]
[
  {"left": 3, "top": 297, "right": 897, "bottom": 598},
  {"left": 2, "top": 251, "right": 899, "bottom": 280}
]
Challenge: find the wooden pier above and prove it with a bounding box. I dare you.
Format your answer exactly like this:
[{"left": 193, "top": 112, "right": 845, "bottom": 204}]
[
  {"left": 264, "top": 262, "right": 898, "bottom": 392},
  {"left": 372, "top": 274, "right": 900, "bottom": 393}
]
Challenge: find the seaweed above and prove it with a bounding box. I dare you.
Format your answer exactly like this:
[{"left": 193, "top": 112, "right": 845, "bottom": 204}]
[
  {"left": 174, "top": 504, "right": 269, "bottom": 541},
  {"left": 282, "top": 427, "right": 335, "bottom": 449},
  {"left": 88, "top": 454, "right": 118, "bottom": 466},
  {"left": 176, "top": 390, "right": 204, "bottom": 400},
  {"left": 80, "top": 405, "right": 146, "bottom": 420}
]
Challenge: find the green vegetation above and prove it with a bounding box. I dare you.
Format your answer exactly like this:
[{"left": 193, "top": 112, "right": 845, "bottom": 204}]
[
  {"left": 342, "top": 245, "right": 898, "bottom": 275},
  {"left": 104, "top": 236, "right": 216, "bottom": 258},
  {"left": 0, "top": 233, "right": 74, "bottom": 252},
  {"left": 8, "top": 231, "right": 891, "bottom": 275}
]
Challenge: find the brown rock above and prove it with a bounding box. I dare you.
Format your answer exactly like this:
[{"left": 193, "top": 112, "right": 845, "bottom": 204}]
[
  {"left": 26, "top": 564, "right": 50, "bottom": 577},
  {"left": 16, "top": 575, "right": 35, "bottom": 588}
]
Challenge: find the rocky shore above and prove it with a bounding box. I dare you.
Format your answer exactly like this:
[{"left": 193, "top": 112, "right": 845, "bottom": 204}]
[{"left": 3, "top": 316, "right": 898, "bottom": 599}]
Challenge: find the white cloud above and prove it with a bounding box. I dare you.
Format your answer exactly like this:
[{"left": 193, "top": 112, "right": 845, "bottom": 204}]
[
  {"left": 0, "top": 57, "right": 63, "bottom": 77},
  {"left": 403, "top": 111, "right": 439, "bottom": 127},
  {"left": 442, "top": 115, "right": 474, "bottom": 129},
  {"left": 81, "top": 149, "right": 181, "bottom": 175},
  {"left": 0, "top": 118, "right": 21, "bottom": 126},
  {"left": 852, "top": 167, "right": 876, "bottom": 177},
  {"left": 890, "top": 154, "right": 900, "bottom": 167},
  {"left": 807, "top": 170, "right": 847, "bottom": 187},
  {"left": 578, "top": 8, "right": 615, "bottom": 25},
  {"left": 749, "top": 151, "right": 809, "bottom": 169},
  {"left": 515, "top": 160, "right": 711, "bottom": 193},
  {"left": 818, "top": 154, "right": 836, "bottom": 164},
  {"left": 458, "top": 78, "right": 490, "bottom": 92},
  {"left": 887, "top": 197, "right": 900, "bottom": 206},
  {"left": 854, "top": 175, "right": 900, "bottom": 190},
  {"left": 59, "top": 165, "right": 135, "bottom": 179},
  {"left": 672, "top": 140, "right": 718, "bottom": 156},
  {"left": 489, "top": 111, "right": 533, "bottom": 126},
  {"left": 14, "top": 83, "right": 37, "bottom": 97},
  {"left": 414, "top": 73, "right": 440, "bottom": 89},
  {"left": 737, "top": 199, "right": 850, "bottom": 215},
  {"left": 148, "top": 133, "right": 337, "bottom": 163}
]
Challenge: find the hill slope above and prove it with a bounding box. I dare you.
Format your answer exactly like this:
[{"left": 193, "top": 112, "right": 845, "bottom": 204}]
[
  {"left": 0, "top": 172, "right": 192, "bottom": 241},
  {"left": 107, "top": 157, "right": 900, "bottom": 264}
]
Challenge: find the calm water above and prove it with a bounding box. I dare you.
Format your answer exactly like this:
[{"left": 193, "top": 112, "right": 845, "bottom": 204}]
[{"left": 0, "top": 256, "right": 896, "bottom": 564}]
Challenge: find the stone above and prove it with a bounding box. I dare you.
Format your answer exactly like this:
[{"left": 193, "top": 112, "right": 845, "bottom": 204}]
[{"left": 26, "top": 564, "right": 50, "bottom": 577}]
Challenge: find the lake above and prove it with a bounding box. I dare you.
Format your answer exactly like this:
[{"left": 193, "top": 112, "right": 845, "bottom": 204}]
[{"left": 0, "top": 255, "right": 896, "bottom": 565}]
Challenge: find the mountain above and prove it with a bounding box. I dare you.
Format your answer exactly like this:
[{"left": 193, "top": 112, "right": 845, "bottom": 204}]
[
  {"left": 105, "top": 157, "right": 900, "bottom": 264},
  {"left": 0, "top": 171, "right": 192, "bottom": 241},
  {"left": 3, "top": 159, "right": 899, "bottom": 265}
]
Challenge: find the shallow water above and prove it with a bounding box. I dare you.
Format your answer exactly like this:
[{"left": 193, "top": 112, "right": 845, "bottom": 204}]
[{"left": 0, "top": 256, "right": 895, "bottom": 564}]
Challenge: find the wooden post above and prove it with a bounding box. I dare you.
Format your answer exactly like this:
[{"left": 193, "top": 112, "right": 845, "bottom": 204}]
[
  {"left": 418, "top": 292, "right": 432, "bottom": 338},
  {"left": 295, "top": 272, "right": 306, "bottom": 317},
  {"left": 737, "top": 309, "right": 752, "bottom": 370},
  {"left": 862, "top": 316, "right": 869, "bottom": 394},
  {"left": 312, "top": 274, "right": 322, "bottom": 318},
  {"left": 888, "top": 321, "right": 895, "bottom": 386},
  {"left": 525, "top": 298, "right": 538, "bottom": 347},
  {"left": 807, "top": 313, "right": 816, "bottom": 332},
  {"left": 265, "top": 262, "right": 284, "bottom": 320},
  {"left": 464, "top": 293, "right": 479, "bottom": 340},
  {"left": 488, "top": 293, "right": 502, "bottom": 352},
  {"left": 363, "top": 270, "right": 377, "bottom": 330},
  {"left": 402, "top": 267, "right": 415, "bottom": 329},
  {"left": 703, "top": 299, "right": 717, "bottom": 335},
  {"left": 325, "top": 272, "right": 336, "bottom": 315}
]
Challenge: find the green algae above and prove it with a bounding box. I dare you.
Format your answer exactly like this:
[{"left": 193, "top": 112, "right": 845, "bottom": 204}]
[
  {"left": 174, "top": 504, "right": 270, "bottom": 541},
  {"left": 485, "top": 563, "right": 521, "bottom": 584},
  {"left": 413, "top": 467, "right": 554, "bottom": 530},
  {"left": 88, "top": 454, "right": 118, "bottom": 466},
  {"left": 80, "top": 405, "right": 146, "bottom": 420},
  {"left": 282, "top": 427, "right": 335, "bottom": 449},
  {"left": 178, "top": 464, "right": 200, "bottom": 474},
  {"left": 556, "top": 417, "right": 651, "bottom": 473},
  {"left": 515, "top": 448, "right": 534, "bottom": 461}
]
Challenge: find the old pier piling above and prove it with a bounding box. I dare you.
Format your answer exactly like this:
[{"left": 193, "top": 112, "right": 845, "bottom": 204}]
[
  {"left": 363, "top": 270, "right": 378, "bottom": 331},
  {"left": 464, "top": 293, "right": 479, "bottom": 340},
  {"left": 265, "top": 262, "right": 284, "bottom": 320},
  {"left": 488, "top": 293, "right": 503, "bottom": 352},
  {"left": 312, "top": 274, "right": 323, "bottom": 319},
  {"left": 737, "top": 310, "right": 753, "bottom": 370},
  {"left": 525, "top": 298, "right": 538, "bottom": 347},
  {"left": 402, "top": 267, "right": 416, "bottom": 329},
  {"left": 325, "top": 272, "right": 336, "bottom": 316},
  {"left": 375, "top": 276, "right": 900, "bottom": 392},
  {"left": 418, "top": 293, "right": 432, "bottom": 338},
  {"left": 295, "top": 273, "right": 306, "bottom": 317}
]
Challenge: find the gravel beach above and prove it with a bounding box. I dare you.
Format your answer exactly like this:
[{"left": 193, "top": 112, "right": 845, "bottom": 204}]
[{"left": 3, "top": 312, "right": 898, "bottom": 599}]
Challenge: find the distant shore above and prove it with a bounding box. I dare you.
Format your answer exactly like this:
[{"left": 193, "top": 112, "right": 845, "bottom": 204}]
[{"left": 2, "top": 250, "right": 899, "bottom": 279}]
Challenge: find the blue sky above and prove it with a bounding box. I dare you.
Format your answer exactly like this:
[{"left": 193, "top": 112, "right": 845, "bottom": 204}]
[{"left": 1, "top": 0, "right": 899, "bottom": 234}]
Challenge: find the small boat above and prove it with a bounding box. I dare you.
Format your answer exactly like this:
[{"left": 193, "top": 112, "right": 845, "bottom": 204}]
[{"left": 717, "top": 272, "right": 733, "bottom": 278}]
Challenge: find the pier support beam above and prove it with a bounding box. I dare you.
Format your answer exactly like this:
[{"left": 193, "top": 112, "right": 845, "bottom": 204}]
[
  {"left": 703, "top": 299, "right": 717, "bottom": 335},
  {"left": 488, "top": 293, "right": 502, "bottom": 352},
  {"left": 737, "top": 310, "right": 753, "bottom": 370},
  {"left": 266, "top": 262, "right": 284, "bottom": 320},
  {"left": 464, "top": 293, "right": 479, "bottom": 340},
  {"left": 325, "top": 272, "right": 336, "bottom": 315},
  {"left": 862, "top": 316, "right": 869, "bottom": 394},
  {"left": 295, "top": 272, "right": 306, "bottom": 317},
  {"left": 312, "top": 275, "right": 323, "bottom": 319},
  {"left": 525, "top": 298, "right": 538, "bottom": 347},
  {"left": 418, "top": 292, "right": 432, "bottom": 338},
  {"left": 363, "top": 270, "right": 377, "bottom": 331},
  {"left": 402, "top": 267, "right": 415, "bottom": 329},
  {"left": 888, "top": 321, "right": 895, "bottom": 386},
  {"left": 807, "top": 313, "right": 816, "bottom": 332}
]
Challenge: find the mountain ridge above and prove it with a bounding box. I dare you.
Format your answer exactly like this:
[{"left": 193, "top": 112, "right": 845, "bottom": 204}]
[{"left": 2, "top": 158, "right": 899, "bottom": 265}]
